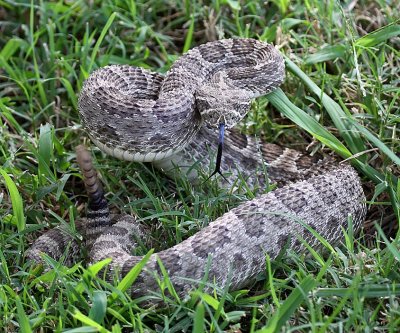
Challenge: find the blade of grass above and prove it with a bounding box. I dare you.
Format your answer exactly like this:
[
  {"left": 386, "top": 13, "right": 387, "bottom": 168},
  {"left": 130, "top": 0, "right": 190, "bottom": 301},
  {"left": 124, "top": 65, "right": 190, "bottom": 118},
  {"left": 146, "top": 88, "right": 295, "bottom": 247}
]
[
  {"left": 72, "top": 308, "right": 110, "bottom": 333},
  {"left": 304, "top": 44, "right": 347, "bottom": 65},
  {"left": 265, "top": 254, "right": 279, "bottom": 307},
  {"left": 38, "top": 123, "right": 54, "bottom": 182},
  {"left": 59, "top": 78, "right": 78, "bottom": 110},
  {"left": 183, "top": 14, "right": 195, "bottom": 53},
  {"left": 192, "top": 301, "right": 206, "bottom": 333},
  {"left": 89, "top": 291, "right": 107, "bottom": 324},
  {"left": 315, "top": 284, "right": 400, "bottom": 298},
  {"left": 16, "top": 296, "right": 33, "bottom": 333},
  {"left": 156, "top": 255, "right": 181, "bottom": 303},
  {"left": 257, "top": 275, "right": 317, "bottom": 333},
  {"left": 266, "top": 88, "right": 351, "bottom": 156},
  {"left": 284, "top": 56, "right": 365, "bottom": 153},
  {"left": 317, "top": 284, "right": 353, "bottom": 333},
  {"left": 0, "top": 168, "right": 25, "bottom": 231},
  {"left": 375, "top": 223, "right": 400, "bottom": 261},
  {"left": 0, "top": 99, "right": 24, "bottom": 134},
  {"left": 87, "top": 12, "right": 117, "bottom": 75},
  {"left": 0, "top": 38, "right": 26, "bottom": 61},
  {"left": 355, "top": 21, "right": 400, "bottom": 48},
  {"left": 348, "top": 119, "right": 400, "bottom": 166},
  {"left": 29, "top": 0, "right": 47, "bottom": 106},
  {"left": 110, "top": 249, "right": 154, "bottom": 302},
  {"left": 286, "top": 56, "right": 399, "bottom": 168},
  {"left": 276, "top": 59, "right": 395, "bottom": 185},
  {"left": 72, "top": 259, "right": 112, "bottom": 298}
]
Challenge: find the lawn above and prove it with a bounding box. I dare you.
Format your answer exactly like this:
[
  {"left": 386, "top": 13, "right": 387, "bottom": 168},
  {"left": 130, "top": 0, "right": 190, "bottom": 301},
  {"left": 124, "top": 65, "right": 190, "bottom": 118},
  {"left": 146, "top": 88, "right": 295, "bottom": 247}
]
[{"left": 0, "top": 0, "right": 399, "bottom": 332}]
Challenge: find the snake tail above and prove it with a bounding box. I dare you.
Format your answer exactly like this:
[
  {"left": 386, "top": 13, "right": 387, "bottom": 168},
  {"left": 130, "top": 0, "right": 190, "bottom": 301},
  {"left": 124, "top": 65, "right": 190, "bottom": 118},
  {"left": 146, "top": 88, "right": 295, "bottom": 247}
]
[{"left": 75, "top": 145, "right": 113, "bottom": 250}]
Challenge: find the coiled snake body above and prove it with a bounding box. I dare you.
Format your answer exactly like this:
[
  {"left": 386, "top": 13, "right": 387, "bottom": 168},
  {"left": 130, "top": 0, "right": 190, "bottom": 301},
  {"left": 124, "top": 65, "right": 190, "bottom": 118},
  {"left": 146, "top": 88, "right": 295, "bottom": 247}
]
[{"left": 27, "top": 39, "right": 366, "bottom": 299}]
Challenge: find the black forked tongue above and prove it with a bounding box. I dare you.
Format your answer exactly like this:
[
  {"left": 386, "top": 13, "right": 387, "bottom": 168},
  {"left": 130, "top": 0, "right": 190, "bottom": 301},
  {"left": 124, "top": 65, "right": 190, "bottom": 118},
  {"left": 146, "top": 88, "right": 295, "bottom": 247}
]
[{"left": 204, "top": 123, "right": 229, "bottom": 183}]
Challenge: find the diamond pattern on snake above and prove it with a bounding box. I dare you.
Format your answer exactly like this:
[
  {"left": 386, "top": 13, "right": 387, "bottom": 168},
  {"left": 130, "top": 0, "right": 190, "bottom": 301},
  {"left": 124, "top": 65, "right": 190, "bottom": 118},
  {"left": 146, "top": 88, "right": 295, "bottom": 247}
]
[{"left": 27, "top": 38, "right": 366, "bottom": 300}]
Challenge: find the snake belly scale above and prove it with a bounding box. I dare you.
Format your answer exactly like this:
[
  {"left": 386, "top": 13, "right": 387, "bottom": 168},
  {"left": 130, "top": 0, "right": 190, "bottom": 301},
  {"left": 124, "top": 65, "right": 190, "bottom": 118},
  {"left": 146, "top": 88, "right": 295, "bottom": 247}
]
[{"left": 27, "top": 38, "right": 366, "bottom": 299}]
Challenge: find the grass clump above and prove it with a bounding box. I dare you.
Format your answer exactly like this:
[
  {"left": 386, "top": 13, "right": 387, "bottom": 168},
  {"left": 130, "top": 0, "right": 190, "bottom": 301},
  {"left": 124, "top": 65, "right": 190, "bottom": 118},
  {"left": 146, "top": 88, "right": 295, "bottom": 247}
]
[{"left": 0, "top": 0, "right": 399, "bottom": 331}]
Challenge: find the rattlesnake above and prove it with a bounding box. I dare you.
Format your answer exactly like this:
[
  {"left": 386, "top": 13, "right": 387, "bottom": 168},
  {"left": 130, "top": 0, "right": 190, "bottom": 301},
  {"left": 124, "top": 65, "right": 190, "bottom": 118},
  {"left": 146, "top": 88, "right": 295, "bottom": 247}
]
[{"left": 27, "top": 39, "right": 366, "bottom": 300}]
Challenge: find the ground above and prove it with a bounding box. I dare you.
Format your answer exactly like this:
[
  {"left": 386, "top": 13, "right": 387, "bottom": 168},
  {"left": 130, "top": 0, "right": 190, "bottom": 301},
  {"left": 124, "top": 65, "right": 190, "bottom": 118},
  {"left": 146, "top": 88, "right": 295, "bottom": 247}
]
[{"left": 0, "top": 1, "right": 399, "bottom": 332}]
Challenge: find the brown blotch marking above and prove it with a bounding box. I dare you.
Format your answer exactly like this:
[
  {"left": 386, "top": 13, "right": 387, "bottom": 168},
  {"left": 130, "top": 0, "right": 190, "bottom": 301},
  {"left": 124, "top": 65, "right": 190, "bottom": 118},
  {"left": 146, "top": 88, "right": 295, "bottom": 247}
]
[
  {"left": 92, "top": 240, "right": 118, "bottom": 251},
  {"left": 198, "top": 42, "right": 227, "bottom": 63},
  {"left": 296, "top": 154, "right": 321, "bottom": 170},
  {"left": 157, "top": 251, "right": 183, "bottom": 276},
  {"left": 121, "top": 256, "right": 143, "bottom": 277},
  {"left": 231, "top": 39, "right": 256, "bottom": 56},
  {"left": 29, "top": 242, "right": 57, "bottom": 259},
  {"left": 241, "top": 211, "right": 264, "bottom": 238},
  {"left": 228, "top": 129, "right": 248, "bottom": 149},
  {"left": 191, "top": 239, "right": 211, "bottom": 260},
  {"left": 232, "top": 253, "right": 246, "bottom": 270},
  {"left": 240, "top": 154, "right": 258, "bottom": 170},
  {"left": 328, "top": 216, "right": 340, "bottom": 228},
  {"left": 254, "top": 44, "right": 273, "bottom": 58},
  {"left": 185, "top": 53, "right": 206, "bottom": 74},
  {"left": 281, "top": 188, "right": 307, "bottom": 214},
  {"left": 293, "top": 239, "right": 303, "bottom": 251},
  {"left": 308, "top": 222, "right": 318, "bottom": 232},
  {"left": 222, "top": 155, "right": 236, "bottom": 169},
  {"left": 277, "top": 234, "right": 290, "bottom": 249},
  {"left": 260, "top": 143, "right": 284, "bottom": 162},
  {"left": 227, "top": 66, "right": 259, "bottom": 81},
  {"left": 108, "top": 225, "right": 130, "bottom": 236},
  {"left": 98, "top": 124, "right": 118, "bottom": 139}
]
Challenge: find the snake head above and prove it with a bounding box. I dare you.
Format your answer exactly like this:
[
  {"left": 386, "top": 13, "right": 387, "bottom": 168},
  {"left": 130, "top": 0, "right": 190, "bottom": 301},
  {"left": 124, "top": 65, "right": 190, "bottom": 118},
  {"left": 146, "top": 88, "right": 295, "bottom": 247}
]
[{"left": 195, "top": 73, "right": 252, "bottom": 129}]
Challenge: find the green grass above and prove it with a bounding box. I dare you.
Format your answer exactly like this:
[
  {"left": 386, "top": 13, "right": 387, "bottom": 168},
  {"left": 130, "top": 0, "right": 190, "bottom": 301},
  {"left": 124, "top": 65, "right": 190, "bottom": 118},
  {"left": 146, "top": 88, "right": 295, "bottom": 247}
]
[{"left": 0, "top": 0, "right": 399, "bottom": 331}]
